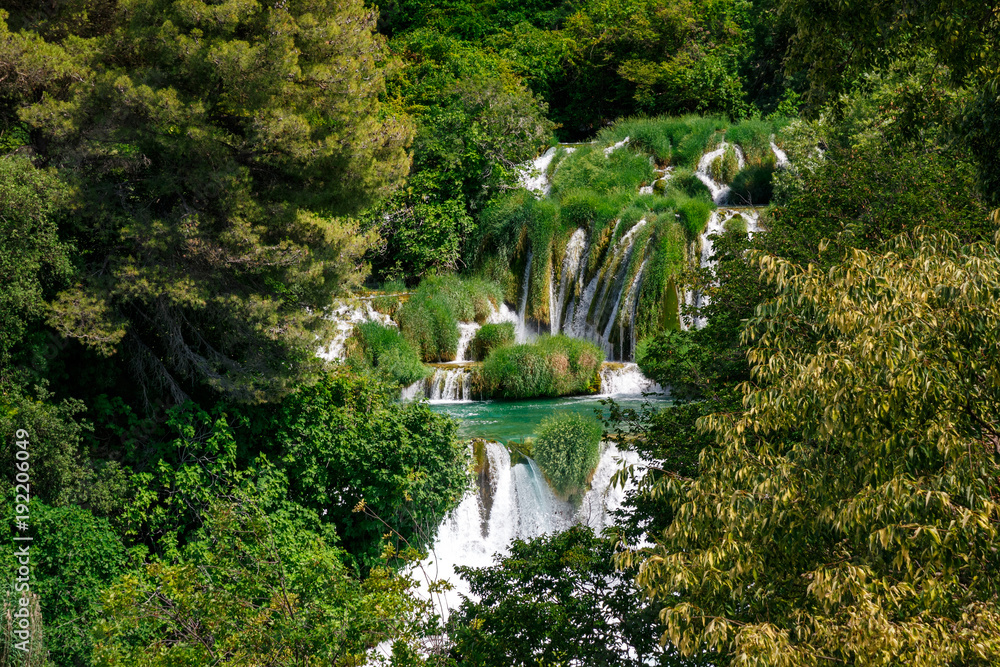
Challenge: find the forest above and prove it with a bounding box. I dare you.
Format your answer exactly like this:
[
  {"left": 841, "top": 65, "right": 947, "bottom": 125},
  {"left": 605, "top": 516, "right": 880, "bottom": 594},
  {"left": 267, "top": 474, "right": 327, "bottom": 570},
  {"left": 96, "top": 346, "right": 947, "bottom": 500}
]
[{"left": 1, "top": 0, "right": 999, "bottom": 665}]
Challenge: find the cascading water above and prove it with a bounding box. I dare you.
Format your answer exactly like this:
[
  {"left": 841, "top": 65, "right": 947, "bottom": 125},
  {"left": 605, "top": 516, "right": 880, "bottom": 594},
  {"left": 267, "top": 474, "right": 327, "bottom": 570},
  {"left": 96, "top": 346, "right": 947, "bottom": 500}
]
[
  {"left": 321, "top": 299, "right": 396, "bottom": 361},
  {"left": 415, "top": 440, "right": 644, "bottom": 616},
  {"left": 552, "top": 229, "right": 588, "bottom": 335},
  {"left": 562, "top": 219, "right": 647, "bottom": 359},
  {"left": 448, "top": 322, "right": 480, "bottom": 363},
  {"left": 520, "top": 147, "right": 557, "bottom": 196},
  {"left": 695, "top": 142, "right": 745, "bottom": 205},
  {"left": 599, "top": 362, "right": 665, "bottom": 396},
  {"left": 516, "top": 251, "right": 533, "bottom": 343}
]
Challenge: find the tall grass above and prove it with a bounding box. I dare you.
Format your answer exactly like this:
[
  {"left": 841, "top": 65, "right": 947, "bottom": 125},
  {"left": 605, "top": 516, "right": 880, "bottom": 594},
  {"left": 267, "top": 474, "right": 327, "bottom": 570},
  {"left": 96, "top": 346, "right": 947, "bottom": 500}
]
[
  {"left": 534, "top": 412, "right": 603, "bottom": 497},
  {"left": 550, "top": 145, "right": 654, "bottom": 197},
  {"left": 470, "top": 322, "right": 515, "bottom": 361},
  {"left": 474, "top": 335, "right": 604, "bottom": 399},
  {"left": 347, "top": 321, "right": 429, "bottom": 386},
  {"left": 396, "top": 274, "right": 503, "bottom": 362}
]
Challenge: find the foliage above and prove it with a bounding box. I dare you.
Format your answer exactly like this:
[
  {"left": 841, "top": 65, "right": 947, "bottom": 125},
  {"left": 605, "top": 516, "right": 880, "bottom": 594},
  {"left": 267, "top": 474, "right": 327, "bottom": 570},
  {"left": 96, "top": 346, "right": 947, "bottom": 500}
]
[
  {"left": 367, "top": 28, "right": 553, "bottom": 280},
  {"left": 475, "top": 335, "right": 603, "bottom": 399},
  {"left": 532, "top": 412, "right": 602, "bottom": 496},
  {"left": 469, "top": 322, "right": 515, "bottom": 361},
  {"left": 0, "top": 156, "right": 72, "bottom": 376},
  {"left": 629, "top": 230, "right": 1000, "bottom": 663},
  {"left": 709, "top": 145, "right": 740, "bottom": 184},
  {"left": 347, "top": 321, "right": 430, "bottom": 387},
  {"left": 396, "top": 274, "right": 503, "bottom": 362},
  {"left": 266, "top": 371, "right": 469, "bottom": 569},
  {"left": 450, "top": 526, "right": 694, "bottom": 666},
  {"left": 93, "top": 502, "right": 432, "bottom": 666},
  {"left": 762, "top": 142, "right": 990, "bottom": 268},
  {"left": 11, "top": 0, "right": 409, "bottom": 405},
  {"left": 0, "top": 387, "right": 127, "bottom": 513},
  {"left": 728, "top": 164, "right": 775, "bottom": 205},
  {"left": 27, "top": 503, "right": 127, "bottom": 667}
]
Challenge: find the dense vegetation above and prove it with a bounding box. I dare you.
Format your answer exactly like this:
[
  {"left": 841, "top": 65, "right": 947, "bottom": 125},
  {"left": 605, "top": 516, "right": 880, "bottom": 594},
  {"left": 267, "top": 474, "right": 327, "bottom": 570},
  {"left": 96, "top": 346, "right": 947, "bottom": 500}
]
[
  {"left": 3, "top": 0, "right": 1000, "bottom": 665},
  {"left": 474, "top": 335, "right": 603, "bottom": 399}
]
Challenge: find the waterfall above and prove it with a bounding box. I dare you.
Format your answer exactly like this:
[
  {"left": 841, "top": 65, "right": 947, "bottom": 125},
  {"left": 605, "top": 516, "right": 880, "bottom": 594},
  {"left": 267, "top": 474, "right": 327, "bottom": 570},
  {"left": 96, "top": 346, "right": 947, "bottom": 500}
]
[
  {"left": 563, "top": 219, "right": 646, "bottom": 360},
  {"left": 416, "top": 440, "right": 646, "bottom": 616},
  {"left": 771, "top": 139, "right": 789, "bottom": 168},
  {"left": 516, "top": 251, "right": 532, "bottom": 343},
  {"left": 621, "top": 260, "right": 647, "bottom": 361},
  {"left": 426, "top": 367, "right": 473, "bottom": 402},
  {"left": 320, "top": 299, "right": 397, "bottom": 361},
  {"left": 552, "top": 229, "right": 588, "bottom": 335},
  {"left": 599, "top": 362, "right": 665, "bottom": 396},
  {"left": 448, "top": 322, "right": 480, "bottom": 363},
  {"left": 520, "top": 147, "right": 557, "bottom": 196},
  {"left": 603, "top": 136, "right": 630, "bottom": 155},
  {"left": 695, "top": 142, "right": 745, "bottom": 205}
]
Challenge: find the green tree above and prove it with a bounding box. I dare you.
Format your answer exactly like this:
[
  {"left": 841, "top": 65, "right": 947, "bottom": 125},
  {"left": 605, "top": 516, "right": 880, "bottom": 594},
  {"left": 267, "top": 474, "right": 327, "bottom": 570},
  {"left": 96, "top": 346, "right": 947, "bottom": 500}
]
[
  {"left": 264, "top": 371, "right": 469, "bottom": 569},
  {"left": 0, "top": 156, "right": 72, "bottom": 379},
  {"left": 451, "top": 526, "right": 703, "bottom": 666},
  {"left": 630, "top": 230, "right": 1000, "bottom": 662},
  {"left": 9, "top": 1, "right": 413, "bottom": 404},
  {"left": 94, "top": 502, "right": 431, "bottom": 666}
]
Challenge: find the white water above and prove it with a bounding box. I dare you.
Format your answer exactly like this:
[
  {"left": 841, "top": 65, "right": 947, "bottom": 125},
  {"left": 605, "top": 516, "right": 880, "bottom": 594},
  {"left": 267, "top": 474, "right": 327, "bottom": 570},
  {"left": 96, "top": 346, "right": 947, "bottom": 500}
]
[
  {"left": 552, "top": 229, "right": 588, "bottom": 335},
  {"left": 426, "top": 368, "right": 473, "bottom": 403},
  {"left": 415, "top": 440, "right": 643, "bottom": 617},
  {"left": 447, "top": 322, "right": 480, "bottom": 363},
  {"left": 771, "top": 139, "right": 789, "bottom": 168},
  {"left": 695, "top": 142, "right": 745, "bottom": 205},
  {"left": 603, "top": 136, "right": 630, "bottom": 155},
  {"left": 520, "top": 147, "right": 557, "bottom": 196},
  {"left": 599, "top": 362, "right": 665, "bottom": 396},
  {"left": 320, "top": 299, "right": 396, "bottom": 361},
  {"left": 563, "top": 219, "right": 647, "bottom": 357}
]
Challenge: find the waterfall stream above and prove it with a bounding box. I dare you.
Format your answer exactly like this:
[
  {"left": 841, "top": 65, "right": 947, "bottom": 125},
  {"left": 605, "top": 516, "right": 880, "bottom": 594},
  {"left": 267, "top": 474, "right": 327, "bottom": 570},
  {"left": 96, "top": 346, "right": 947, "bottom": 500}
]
[{"left": 414, "top": 440, "right": 644, "bottom": 616}]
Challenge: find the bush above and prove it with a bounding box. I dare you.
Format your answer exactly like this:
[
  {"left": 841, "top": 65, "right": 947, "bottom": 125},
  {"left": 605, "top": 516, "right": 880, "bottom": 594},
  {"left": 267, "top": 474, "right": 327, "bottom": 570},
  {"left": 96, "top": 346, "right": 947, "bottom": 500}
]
[
  {"left": 474, "top": 335, "right": 603, "bottom": 399},
  {"left": 470, "top": 322, "right": 515, "bottom": 361},
  {"left": 533, "top": 413, "right": 602, "bottom": 496},
  {"left": 675, "top": 196, "right": 714, "bottom": 237},
  {"left": 396, "top": 274, "right": 503, "bottom": 362},
  {"left": 668, "top": 168, "right": 712, "bottom": 199},
  {"left": 710, "top": 145, "right": 740, "bottom": 184},
  {"left": 729, "top": 164, "right": 775, "bottom": 206},
  {"left": 348, "top": 321, "right": 429, "bottom": 386}
]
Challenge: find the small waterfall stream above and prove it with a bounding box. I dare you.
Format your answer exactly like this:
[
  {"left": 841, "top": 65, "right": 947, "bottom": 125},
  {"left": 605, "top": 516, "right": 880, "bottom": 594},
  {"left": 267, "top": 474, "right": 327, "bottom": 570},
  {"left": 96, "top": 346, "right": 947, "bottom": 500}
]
[{"left": 415, "top": 440, "right": 644, "bottom": 616}]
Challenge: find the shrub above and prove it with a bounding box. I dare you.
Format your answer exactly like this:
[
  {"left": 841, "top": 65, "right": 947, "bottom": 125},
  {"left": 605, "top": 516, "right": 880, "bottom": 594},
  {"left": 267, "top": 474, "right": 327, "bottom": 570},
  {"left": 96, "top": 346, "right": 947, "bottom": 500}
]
[
  {"left": 729, "top": 164, "right": 775, "bottom": 206},
  {"left": 710, "top": 145, "right": 740, "bottom": 184},
  {"left": 668, "top": 168, "right": 711, "bottom": 199},
  {"left": 475, "top": 335, "right": 604, "bottom": 399},
  {"left": 675, "top": 196, "right": 714, "bottom": 237},
  {"left": 724, "top": 214, "right": 748, "bottom": 235},
  {"left": 533, "top": 413, "right": 603, "bottom": 496},
  {"left": 396, "top": 274, "right": 503, "bottom": 361},
  {"left": 348, "top": 321, "right": 429, "bottom": 386},
  {"left": 470, "top": 322, "right": 515, "bottom": 361}
]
